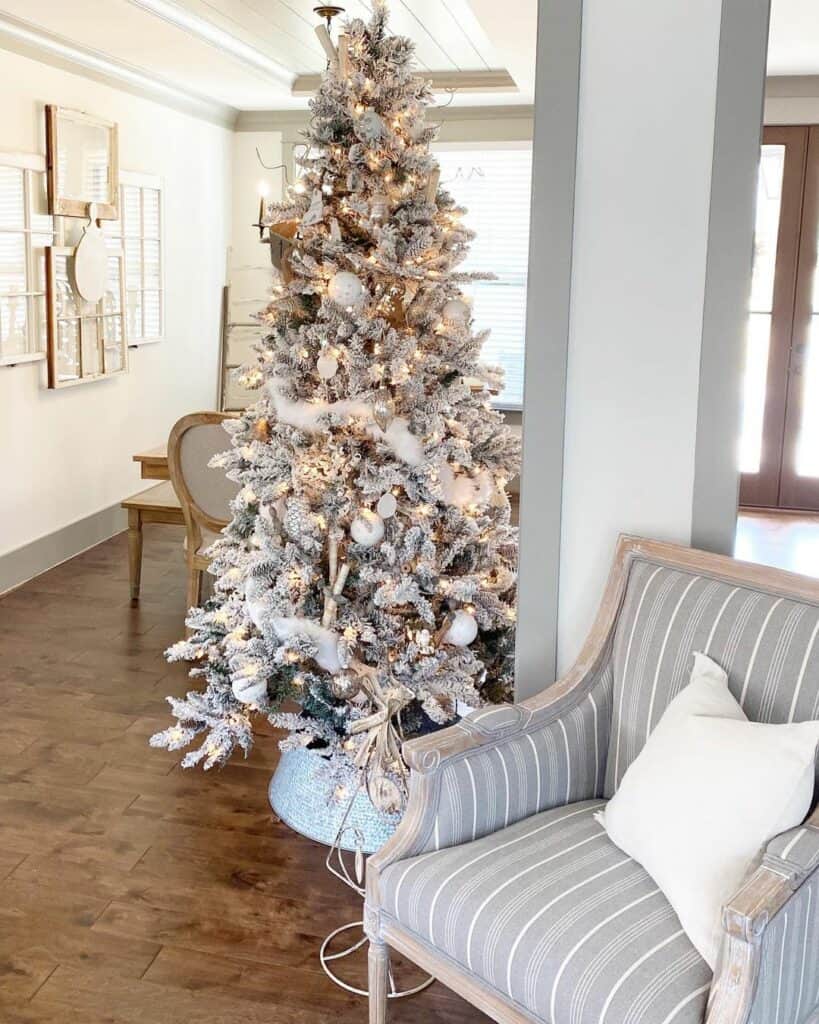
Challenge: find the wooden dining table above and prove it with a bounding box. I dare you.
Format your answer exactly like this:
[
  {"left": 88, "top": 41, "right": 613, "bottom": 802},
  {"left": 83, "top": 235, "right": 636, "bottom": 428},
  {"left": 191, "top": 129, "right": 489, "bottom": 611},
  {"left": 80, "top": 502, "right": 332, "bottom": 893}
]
[
  {"left": 124, "top": 443, "right": 184, "bottom": 601},
  {"left": 133, "top": 443, "right": 170, "bottom": 480}
]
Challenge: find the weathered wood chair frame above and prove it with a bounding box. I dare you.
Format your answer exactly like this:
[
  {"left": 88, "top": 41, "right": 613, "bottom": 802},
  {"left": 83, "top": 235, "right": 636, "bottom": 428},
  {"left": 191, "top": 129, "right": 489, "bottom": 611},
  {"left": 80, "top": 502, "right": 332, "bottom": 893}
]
[
  {"left": 365, "top": 535, "right": 819, "bottom": 1024},
  {"left": 167, "top": 411, "right": 236, "bottom": 609}
]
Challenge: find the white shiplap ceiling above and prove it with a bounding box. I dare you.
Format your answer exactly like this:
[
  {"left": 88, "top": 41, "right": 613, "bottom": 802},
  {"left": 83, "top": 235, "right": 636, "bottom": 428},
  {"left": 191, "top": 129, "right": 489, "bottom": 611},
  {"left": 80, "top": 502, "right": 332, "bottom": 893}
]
[
  {"left": 0, "top": 0, "right": 530, "bottom": 115},
  {"left": 0, "top": 0, "right": 815, "bottom": 124},
  {"left": 768, "top": 0, "right": 819, "bottom": 76}
]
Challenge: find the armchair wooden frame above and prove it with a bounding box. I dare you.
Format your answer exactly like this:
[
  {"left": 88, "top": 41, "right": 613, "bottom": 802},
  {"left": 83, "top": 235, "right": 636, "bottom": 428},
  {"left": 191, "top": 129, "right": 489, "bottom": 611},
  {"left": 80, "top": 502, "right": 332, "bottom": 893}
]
[
  {"left": 364, "top": 535, "right": 819, "bottom": 1024},
  {"left": 167, "top": 411, "right": 237, "bottom": 609}
]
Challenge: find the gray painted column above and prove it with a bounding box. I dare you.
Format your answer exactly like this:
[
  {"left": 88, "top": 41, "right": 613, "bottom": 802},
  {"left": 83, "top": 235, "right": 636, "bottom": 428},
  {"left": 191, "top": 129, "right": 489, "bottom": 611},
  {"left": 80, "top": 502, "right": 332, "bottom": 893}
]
[
  {"left": 514, "top": 1, "right": 582, "bottom": 699},
  {"left": 692, "top": 0, "right": 772, "bottom": 554}
]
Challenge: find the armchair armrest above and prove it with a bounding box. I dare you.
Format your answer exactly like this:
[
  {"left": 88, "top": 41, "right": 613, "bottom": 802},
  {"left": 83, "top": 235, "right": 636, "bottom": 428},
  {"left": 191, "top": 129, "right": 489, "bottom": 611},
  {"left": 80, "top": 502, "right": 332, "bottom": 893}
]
[
  {"left": 365, "top": 531, "right": 632, "bottom": 935},
  {"left": 762, "top": 810, "right": 819, "bottom": 888},
  {"left": 706, "top": 805, "right": 819, "bottom": 1024},
  {"left": 365, "top": 653, "right": 613, "bottom": 922}
]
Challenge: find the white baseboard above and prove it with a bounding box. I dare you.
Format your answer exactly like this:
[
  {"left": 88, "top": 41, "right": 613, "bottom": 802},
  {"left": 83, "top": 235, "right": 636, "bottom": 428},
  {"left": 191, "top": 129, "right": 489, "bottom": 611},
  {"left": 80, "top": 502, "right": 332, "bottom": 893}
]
[{"left": 0, "top": 503, "right": 127, "bottom": 596}]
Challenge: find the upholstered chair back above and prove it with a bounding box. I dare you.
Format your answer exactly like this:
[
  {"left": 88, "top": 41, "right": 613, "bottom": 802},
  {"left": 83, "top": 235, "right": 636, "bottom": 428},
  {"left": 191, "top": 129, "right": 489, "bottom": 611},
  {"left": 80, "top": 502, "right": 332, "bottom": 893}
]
[
  {"left": 168, "top": 411, "right": 238, "bottom": 543},
  {"left": 604, "top": 554, "right": 819, "bottom": 797}
]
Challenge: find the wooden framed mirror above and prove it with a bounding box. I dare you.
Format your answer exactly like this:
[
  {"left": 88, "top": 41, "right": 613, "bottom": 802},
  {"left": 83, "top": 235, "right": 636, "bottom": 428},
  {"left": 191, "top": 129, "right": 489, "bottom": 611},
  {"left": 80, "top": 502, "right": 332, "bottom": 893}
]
[
  {"left": 45, "top": 106, "right": 119, "bottom": 220},
  {"left": 45, "top": 244, "right": 127, "bottom": 387}
]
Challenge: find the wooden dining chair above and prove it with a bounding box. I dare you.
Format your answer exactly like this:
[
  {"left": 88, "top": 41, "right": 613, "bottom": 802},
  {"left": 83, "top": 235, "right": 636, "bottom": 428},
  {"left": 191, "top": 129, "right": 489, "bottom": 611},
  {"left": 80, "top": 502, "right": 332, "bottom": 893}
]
[{"left": 167, "top": 411, "right": 239, "bottom": 609}]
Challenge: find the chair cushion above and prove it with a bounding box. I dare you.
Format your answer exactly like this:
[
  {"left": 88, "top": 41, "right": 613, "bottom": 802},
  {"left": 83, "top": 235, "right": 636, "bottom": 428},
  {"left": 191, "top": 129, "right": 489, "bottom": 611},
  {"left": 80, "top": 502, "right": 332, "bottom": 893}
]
[{"left": 380, "top": 800, "right": 711, "bottom": 1024}]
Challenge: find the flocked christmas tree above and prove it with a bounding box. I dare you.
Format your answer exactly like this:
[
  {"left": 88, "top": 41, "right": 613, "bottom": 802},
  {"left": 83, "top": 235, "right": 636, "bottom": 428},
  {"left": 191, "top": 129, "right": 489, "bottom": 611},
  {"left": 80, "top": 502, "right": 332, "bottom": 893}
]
[{"left": 151, "top": 1, "right": 521, "bottom": 814}]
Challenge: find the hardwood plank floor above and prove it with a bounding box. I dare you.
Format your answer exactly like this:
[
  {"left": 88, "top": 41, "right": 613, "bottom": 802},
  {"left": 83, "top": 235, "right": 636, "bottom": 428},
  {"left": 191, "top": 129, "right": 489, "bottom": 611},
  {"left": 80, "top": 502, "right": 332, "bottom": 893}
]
[
  {"left": 735, "top": 510, "right": 819, "bottom": 578},
  {"left": 0, "top": 526, "right": 488, "bottom": 1024}
]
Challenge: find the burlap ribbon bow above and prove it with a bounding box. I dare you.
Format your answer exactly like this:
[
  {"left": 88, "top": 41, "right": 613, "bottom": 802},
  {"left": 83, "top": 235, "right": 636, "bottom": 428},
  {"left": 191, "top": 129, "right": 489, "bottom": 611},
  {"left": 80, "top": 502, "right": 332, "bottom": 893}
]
[{"left": 348, "top": 667, "right": 413, "bottom": 814}]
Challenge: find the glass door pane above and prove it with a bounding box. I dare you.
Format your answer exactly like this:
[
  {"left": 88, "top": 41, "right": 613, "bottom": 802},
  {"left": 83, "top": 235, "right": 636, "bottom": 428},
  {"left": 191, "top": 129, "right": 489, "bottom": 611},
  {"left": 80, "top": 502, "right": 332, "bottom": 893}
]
[
  {"left": 738, "top": 145, "right": 785, "bottom": 476},
  {"left": 795, "top": 315, "right": 819, "bottom": 477},
  {"left": 739, "top": 127, "right": 809, "bottom": 509},
  {"left": 780, "top": 126, "right": 819, "bottom": 510}
]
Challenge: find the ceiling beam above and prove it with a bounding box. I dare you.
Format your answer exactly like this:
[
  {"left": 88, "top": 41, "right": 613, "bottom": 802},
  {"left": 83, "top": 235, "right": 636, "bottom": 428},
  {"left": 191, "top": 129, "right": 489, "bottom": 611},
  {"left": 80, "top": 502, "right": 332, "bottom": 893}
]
[
  {"left": 765, "top": 74, "right": 819, "bottom": 97},
  {"left": 291, "top": 68, "right": 518, "bottom": 97}
]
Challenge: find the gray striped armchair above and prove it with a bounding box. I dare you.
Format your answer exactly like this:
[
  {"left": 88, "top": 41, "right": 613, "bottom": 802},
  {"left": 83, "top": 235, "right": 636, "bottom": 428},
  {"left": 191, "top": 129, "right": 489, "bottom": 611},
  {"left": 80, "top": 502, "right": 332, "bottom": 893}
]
[{"left": 365, "top": 536, "right": 819, "bottom": 1024}]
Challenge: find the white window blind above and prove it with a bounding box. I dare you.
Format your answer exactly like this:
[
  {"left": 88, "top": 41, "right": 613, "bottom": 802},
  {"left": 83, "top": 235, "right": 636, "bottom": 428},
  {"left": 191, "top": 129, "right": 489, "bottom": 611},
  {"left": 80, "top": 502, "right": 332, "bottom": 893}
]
[
  {"left": 0, "top": 156, "right": 54, "bottom": 365},
  {"left": 435, "top": 146, "right": 532, "bottom": 408}
]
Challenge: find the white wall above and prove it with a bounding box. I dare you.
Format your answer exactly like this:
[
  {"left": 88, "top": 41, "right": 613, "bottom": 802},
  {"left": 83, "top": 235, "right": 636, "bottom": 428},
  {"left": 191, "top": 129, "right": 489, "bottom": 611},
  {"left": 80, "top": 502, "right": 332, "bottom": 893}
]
[
  {"left": 228, "top": 130, "right": 283, "bottom": 327},
  {"left": 231, "top": 129, "right": 283, "bottom": 272},
  {"left": 557, "top": 0, "right": 723, "bottom": 668},
  {"left": 0, "top": 48, "right": 231, "bottom": 562}
]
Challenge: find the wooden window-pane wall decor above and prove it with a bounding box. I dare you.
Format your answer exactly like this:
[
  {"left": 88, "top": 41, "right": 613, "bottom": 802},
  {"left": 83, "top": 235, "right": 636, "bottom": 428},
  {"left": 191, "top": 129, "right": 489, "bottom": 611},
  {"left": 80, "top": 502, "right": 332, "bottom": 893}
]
[
  {"left": 45, "top": 106, "right": 119, "bottom": 221},
  {"left": 0, "top": 154, "right": 55, "bottom": 366},
  {"left": 45, "top": 245, "right": 127, "bottom": 388},
  {"left": 739, "top": 126, "right": 819, "bottom": 512},
  {"left": 102, "top": 173, "right": 164, "bottom": 344}
]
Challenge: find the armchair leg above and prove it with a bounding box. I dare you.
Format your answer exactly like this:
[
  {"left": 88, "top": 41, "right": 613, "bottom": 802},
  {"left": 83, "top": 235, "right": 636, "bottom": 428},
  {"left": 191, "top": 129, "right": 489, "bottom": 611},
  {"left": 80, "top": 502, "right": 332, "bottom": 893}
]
[{"left": 368, "top": 939, "right": 389, "bottom": 1024}]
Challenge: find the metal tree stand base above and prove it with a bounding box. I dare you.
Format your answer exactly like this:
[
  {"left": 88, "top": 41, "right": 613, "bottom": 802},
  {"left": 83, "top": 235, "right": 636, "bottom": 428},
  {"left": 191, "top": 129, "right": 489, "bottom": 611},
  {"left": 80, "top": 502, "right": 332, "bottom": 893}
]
[{"left": 318, "top": 785, "right": 434, "bottom": 1000}]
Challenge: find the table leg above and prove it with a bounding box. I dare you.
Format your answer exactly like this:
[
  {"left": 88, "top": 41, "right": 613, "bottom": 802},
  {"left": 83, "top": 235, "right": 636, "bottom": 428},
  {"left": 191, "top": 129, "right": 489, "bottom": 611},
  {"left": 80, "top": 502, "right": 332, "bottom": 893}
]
[{"left": 127, "top": 508, "right": 143, "bottom": 602}]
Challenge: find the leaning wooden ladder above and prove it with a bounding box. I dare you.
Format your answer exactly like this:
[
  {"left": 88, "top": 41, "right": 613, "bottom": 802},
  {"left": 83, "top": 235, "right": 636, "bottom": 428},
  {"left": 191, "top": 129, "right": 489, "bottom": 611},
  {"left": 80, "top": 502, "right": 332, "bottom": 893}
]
[{"left": 217, "top": 263, "right": 270, "bottom": 412}]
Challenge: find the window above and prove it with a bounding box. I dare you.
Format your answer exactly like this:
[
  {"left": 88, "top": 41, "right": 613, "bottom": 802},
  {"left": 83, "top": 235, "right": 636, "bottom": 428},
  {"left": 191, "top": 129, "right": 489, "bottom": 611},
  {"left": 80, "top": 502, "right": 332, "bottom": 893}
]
[
  {"left": 434, "top": 146, "right": 532, "bottom": 408},
  {"left": 103, "top": 172, "right": 163, "bottom": 344},
  {"left": 0, "top": 154, "right": 54, "bottom": 365}
]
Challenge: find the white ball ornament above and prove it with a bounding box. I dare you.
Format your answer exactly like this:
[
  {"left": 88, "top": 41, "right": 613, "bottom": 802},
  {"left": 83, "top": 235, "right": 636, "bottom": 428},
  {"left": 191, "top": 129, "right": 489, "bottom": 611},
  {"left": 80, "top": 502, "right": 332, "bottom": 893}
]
[
  {"left": 442, "top": 298, "right": 470, "bottom": 323},
  {"left": 317, "top": 352, "right": 338, "bottom": 380},
  {"left": 350, "top": 509, "right": 385, "bottom": 548},
  {"left": 376, "top": 492, "right": 397, "bottom": 519},
  {"left": 328, "top": 271, "right": 365, "bottom": 308},
  {"left": 232, "top": 675, "right": 268, "bottom": 706},
  {"left": 443, "top": 609, "right": 479, "bottom": 647}
]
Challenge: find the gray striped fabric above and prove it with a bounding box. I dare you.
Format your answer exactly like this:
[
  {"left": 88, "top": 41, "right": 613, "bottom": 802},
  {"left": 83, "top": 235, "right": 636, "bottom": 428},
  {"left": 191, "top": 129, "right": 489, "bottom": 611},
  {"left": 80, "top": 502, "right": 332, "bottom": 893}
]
[
  {"left": 381, "top": 800, "right": 712, "bottom": 1024},
  {"left": 425, "top": 662, "right": 613, "bottom": 853},
  {"left": 747, "top": 870, "right": 819, "bottom": 1024},
  {"left": 765, "top": 823, "right": 819, "bottom": 884},
  {"left": 605, "top": 559, "right": 819, "bottom": 796}
]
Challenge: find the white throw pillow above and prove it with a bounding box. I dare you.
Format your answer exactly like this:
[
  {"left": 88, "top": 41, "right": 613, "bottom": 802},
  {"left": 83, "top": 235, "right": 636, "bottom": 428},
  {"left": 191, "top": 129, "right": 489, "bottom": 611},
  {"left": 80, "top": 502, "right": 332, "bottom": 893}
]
[{"left": 596, "top": 652, "right": 819, "bottom": 969}]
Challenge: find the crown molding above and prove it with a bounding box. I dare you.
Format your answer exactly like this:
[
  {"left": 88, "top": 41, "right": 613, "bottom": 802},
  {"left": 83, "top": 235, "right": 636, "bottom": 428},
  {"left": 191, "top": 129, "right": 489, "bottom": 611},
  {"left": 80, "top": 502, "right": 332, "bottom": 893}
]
[
  {"left": 765, "top": 75, "right": 819, "bottom": 98},
  {"left": 292, "top": 68, "right": 517, "bottom": 97},
  {"left": 0, "top": 12, "right": 238, "bottom": 129},
  {"left": 235, "top": 102, "right": 534, "bottom": 134}
]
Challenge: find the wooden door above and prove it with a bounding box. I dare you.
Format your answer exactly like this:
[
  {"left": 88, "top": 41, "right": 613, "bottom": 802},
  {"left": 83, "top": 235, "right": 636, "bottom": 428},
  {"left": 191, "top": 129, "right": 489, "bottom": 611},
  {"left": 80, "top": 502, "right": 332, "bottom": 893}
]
[{"left": 739, "top": 126, "right": 819, "bottom": 512}]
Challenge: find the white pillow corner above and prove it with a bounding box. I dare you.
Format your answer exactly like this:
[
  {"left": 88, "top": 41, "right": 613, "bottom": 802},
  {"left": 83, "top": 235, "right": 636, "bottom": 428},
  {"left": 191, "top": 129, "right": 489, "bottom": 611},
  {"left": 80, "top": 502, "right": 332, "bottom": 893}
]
[{"left": 600, "top": 652, "right": 819, "bottom": 970}]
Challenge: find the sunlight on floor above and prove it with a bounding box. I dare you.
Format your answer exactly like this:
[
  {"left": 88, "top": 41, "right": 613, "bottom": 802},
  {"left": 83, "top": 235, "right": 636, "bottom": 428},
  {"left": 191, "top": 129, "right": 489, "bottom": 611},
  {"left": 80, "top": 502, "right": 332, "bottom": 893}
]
[{"left": 735, "top": 511, "right": 819, "bottom": 578}]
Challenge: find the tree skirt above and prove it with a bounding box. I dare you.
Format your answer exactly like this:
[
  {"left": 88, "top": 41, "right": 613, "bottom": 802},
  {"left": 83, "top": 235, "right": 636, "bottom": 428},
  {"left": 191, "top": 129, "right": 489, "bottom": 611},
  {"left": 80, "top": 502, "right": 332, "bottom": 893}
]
[{"left": 269, "top": 747, "right": 400, "bottom": 854}]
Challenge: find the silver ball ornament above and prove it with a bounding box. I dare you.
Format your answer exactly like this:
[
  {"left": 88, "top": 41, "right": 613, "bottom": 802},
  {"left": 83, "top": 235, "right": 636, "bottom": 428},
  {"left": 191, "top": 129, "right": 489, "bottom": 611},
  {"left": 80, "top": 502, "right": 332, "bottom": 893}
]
[
  {"left": 330, "top": 673, "right": 361, "bottom": 700},
  {"left": 359, "top": 108, "right": 385, "bottom": 140},
  {"left": 442, "top": 298, "right": 470, "bottom": 323}
]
